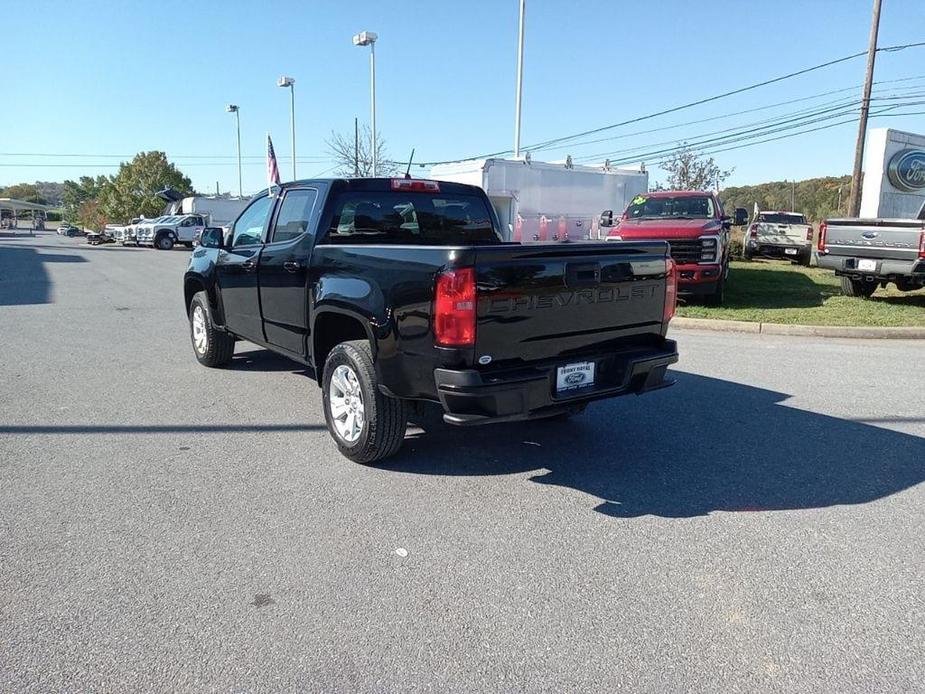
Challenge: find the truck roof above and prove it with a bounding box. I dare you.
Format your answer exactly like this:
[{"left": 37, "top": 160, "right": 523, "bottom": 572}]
[
  {"left": 641, "top": 190, "right": 716, "bottom": 198},
  {"left": 277, "top": 177, "right": 487, "bottom": 196}
]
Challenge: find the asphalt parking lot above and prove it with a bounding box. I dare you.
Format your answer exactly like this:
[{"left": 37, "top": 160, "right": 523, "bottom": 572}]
[{"left": 2, "top": 231, "right": 924, "bottom": 693}]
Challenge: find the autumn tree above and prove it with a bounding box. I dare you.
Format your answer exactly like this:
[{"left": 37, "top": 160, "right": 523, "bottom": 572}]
[
  {"left": 0, "top": 183, "right": 46, "bottom": 204},
  {"left": 62, "top": 176, "right": 109, "bottom": 221},
  {"left": 77, "top": 199, "right": 108, "bottom": 231}
]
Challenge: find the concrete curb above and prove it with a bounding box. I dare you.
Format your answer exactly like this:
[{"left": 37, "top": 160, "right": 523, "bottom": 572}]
[{"left": 672, "top": 316, "right": 925, "bottom": 339}]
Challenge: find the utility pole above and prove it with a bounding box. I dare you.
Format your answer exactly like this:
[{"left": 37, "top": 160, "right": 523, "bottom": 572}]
[
  {"left": 354, "top": 117, "right": 360, "bottom": 177},
  {"left": 791, "top": 180, "right": 796, "bottom": 212},
  {"left": 513, "top": 0, "right": 526, "bottom": 158},
  {"left": 848, "top": 0, "right": 882, "bottom": 217}
]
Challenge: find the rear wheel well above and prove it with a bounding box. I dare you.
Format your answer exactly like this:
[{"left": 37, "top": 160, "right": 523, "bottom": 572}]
[{"left": 313, "top": 313, "right": 370, "bottom": 382}]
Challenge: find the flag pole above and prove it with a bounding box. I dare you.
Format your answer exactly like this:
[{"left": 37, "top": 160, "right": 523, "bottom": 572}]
[{"left": 267, "top": 132, "right": 272, "bottom": 197}]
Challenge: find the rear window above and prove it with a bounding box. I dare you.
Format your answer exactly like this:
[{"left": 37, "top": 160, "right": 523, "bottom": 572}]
[
  {"left": 757, "top": 213, "right": 806, "bottom": 224},
  {"left": 322, "top": 192, "right": 500, "bottom": 245}
]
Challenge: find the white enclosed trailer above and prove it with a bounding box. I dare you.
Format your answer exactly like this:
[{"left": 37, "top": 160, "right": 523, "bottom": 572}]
[{"left": 429, "top": 157, "right": 648, "bottom": 241}]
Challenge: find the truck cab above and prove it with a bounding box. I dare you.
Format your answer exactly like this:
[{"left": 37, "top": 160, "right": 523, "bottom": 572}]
[{"left": 603, "top": 190, "right": 747, "bottom": 304}]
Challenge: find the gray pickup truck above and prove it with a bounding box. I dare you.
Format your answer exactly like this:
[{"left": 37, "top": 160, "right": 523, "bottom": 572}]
[{"left": 818, "top": 204, "right": 925, "bottom": 297}]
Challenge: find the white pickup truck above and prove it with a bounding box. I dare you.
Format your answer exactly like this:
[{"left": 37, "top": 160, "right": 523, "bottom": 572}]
[
  {"left": 743, "top": 211, "right": 814, "bottom": 265},
  {"left": 136, "top": 214, "right": 207, "bottom": 250}
]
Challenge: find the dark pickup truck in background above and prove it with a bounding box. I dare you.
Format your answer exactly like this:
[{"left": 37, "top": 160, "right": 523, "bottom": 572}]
[
  {"left": 818, "top": 205, "right": 925, "bottom": 297},
  {"left": 183, "top": 178, "right": 679, "bottom": 462}
]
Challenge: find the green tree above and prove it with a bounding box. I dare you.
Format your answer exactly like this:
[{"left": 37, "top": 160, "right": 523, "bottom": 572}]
[
  {"left": 99, "top": 151, "right": 193, "bottom": 223},
  {"left": 720, "top": 175, "right": 853, "bottom": 222}
]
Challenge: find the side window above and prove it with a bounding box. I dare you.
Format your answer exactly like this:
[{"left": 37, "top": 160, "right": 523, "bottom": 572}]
[
  {"left": 271, "top": 189, "right": 318, "bottom": 243},
  {"left": 232, "top": 195, "right": 274, "bottom": 247}
]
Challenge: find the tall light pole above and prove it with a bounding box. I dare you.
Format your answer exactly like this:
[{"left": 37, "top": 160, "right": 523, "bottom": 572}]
[
  {"left": 848, "top": 0, "right": 882, "bottom": 217},
  {"left": 513, "top": 0, "right": 526, "bottom": 158},
  {"left": 277, "top": 76, "right": 297, "bottom": 180},
  {"left": 353, "top": 30, "right": 378, "bottom": 176},
  {"left": 225, "top": 104, "right": 242, "bottom": 197}
]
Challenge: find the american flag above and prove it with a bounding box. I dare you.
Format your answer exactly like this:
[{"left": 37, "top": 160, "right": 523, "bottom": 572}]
[{"left": 266, "top": 133, "right": 281, "bottom": 187}]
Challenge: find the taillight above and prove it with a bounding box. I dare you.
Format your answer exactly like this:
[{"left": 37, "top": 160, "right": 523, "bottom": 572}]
[
  {"left": 434, "top": 268, "right": 476, "bottom": 346},
  {"left": 663, "top": 258, "right": 677, "bottom": 323},
  {"left": 749, "top": 224, "right": 758, "bottom": 238},
  {"left": 818, "top": 222, "right": 827, "bottom": 253},
  {"left": 919, "top": 230, "right": 925, "bottom": 259},
  {"left": 806, "top": 226, "right": 814, "bottom": 241},
  {"left": 392, "top": 178, "right": 440, "bottom": 192}
]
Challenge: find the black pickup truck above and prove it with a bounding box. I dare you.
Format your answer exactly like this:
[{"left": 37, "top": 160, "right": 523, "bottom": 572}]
[{"left": 183, "top": 178, "right": 679, "bottom": 462}]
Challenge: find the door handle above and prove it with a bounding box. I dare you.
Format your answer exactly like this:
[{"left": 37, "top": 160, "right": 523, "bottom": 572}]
[
  {"left": 283, "top": 260, "right": 302, "bottom": 273},
  {"left": 241, "top": 259, "right": 256, "bottom": 272}
]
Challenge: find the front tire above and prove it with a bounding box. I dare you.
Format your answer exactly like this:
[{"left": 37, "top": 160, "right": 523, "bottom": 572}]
[
  {"left": 840, "top": 276, "right": 877, "bottom": 298},
  {"left": 156, "top": 233, "right": 175, "bottom": 250},
  {"left": 322, "top": 340, "right": 408, "bottom": 464},
  {"left": 189, "top": 291, "right": 234, "bottom": 367},
  {"left": 704, "top": 274, "right": 726, "bottom": 306}
]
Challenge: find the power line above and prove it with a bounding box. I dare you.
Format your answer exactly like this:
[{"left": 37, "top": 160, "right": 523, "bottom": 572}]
[
  {"left": 538, "top": 77, "right": 925, "bottom": 156},
  {"left": 597, "top": 102, "right": 924, "bottom": 169},
  {"left": 573, "top": 91, "right": 925, "bottom": 164},
  {"left": 414, "top": 41, "right": 925, "bottom": 167}
]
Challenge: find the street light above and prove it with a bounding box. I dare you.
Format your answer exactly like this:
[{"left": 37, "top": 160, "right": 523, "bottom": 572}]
[
  {"left": 225, "top": 104, "right": 242, "bottom": 197},
  {"left": 277, "top": 76, "right": 296, "bottom": 180},
  {"left": 352, "top": 30, "right": 378, "bottom": 176}
]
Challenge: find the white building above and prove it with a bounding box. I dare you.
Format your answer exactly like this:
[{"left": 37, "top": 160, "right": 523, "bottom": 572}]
[{"left": 860, "top": 128, "right": 925, "bottom": 219}]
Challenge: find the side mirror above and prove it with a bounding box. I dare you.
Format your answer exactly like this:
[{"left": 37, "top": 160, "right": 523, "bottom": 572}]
[
  {"left": 734, "top": 207, "right": 749, "bottom": 226},
  {"left": 199, "top": 226, "right": 224, "bottom": 249},
  {"left": 599, "top": 210, "right": 614, "bottom": 228}
]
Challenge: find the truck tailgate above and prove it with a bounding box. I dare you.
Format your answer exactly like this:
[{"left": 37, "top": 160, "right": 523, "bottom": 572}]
[
  {"left": 474, "top": 242, "right": 669, "bottom": 364},
  {"left": 825, "top": 218, "right": 925, "bottom": 260}
]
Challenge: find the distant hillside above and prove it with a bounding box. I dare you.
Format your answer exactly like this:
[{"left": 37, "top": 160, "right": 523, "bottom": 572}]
[{"left": 721, "top": 175, "right": 854, "bottom": 222}]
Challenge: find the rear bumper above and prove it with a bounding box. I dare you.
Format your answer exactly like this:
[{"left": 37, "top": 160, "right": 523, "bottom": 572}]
[
  {"left": 434, "top": 340, "right": 679, "bottom": 425},
  {"left": 747, "top": 242, "right": 810, "bottom": 258},
  {"left": 817, "top": 253, "right": 925, "bottom": 279}
]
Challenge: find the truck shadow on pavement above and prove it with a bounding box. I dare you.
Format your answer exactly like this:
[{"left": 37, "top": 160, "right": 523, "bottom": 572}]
[
  {"left": 0, "top": 246, "right": 87, "bottom": 306},
  {"left": 385, "top": 371, "right": 925, "bottom": 518}
]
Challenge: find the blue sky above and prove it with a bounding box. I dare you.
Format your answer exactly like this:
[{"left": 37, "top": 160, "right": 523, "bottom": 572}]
[{"left": 2, "top": 0, "right": 924, "bottom": 194}]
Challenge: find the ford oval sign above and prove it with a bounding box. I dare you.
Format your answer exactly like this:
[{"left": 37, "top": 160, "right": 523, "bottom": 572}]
[
  {"left": 887, "top": 149, "right": 925, "bottom": 192},
  {"left": 565, "top": 372, "right": 586, "bottom": 385}
]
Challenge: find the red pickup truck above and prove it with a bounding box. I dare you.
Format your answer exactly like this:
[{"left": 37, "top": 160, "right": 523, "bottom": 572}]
[{"left": 601, "top": 190, "right": 747, "bottom": 304}]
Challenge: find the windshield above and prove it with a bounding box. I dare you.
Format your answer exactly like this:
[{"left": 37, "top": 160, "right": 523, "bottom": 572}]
[
  {"left": 324, "top": 191, "right": 500, "bottom": 245},
  {"left": 757, "top": 212, "right": 806, "bottom": 224},
  {"left": 625, "top": 195, "right": 715, "bottom": 220}
]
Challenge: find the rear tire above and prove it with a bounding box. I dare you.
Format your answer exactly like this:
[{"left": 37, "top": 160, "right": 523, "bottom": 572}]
[
  {"left": 322, "top": 340, "right": 408, "bottom": 464},
  {"left": 840, "top": 276, "right": 877, "bottom": 298},
  {"left": 189, "top": 291, "right": 235, "bottom": 367},
  {"left": 799, "top": 249, "right": 812, "bottom": 267}
]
